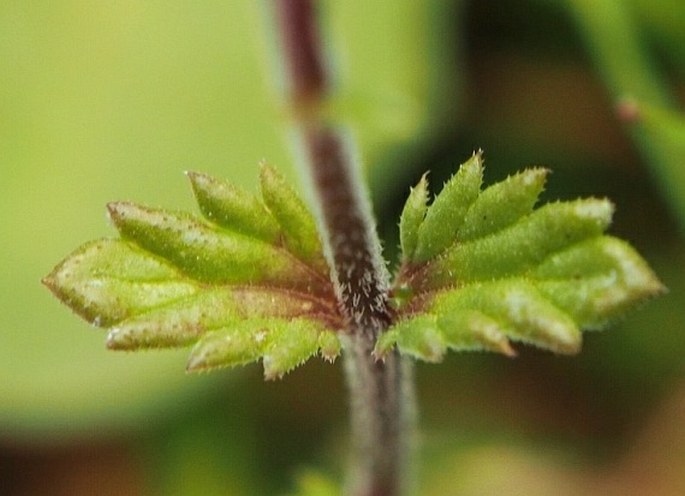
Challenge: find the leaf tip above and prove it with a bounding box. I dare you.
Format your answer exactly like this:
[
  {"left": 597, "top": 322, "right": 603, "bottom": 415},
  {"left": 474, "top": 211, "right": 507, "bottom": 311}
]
[
  {"left": 184, "top": 169, "right": 200, "bottom": 186},
  {"left": 574, "top": 197, "right": 615, "bottom": 226},
  {"left": 600, "top": 237, "right": 668, "bottom": 304},
  {"left": 500, "top": 340, "right": 517, "bottom": 358},
  {"left": 262, "top": 358, "right": 286, "bottom": 381},
  {"left": 524, "top": 166, "right": 550, "bottom": 185},
  {"left": 106, "top": 201, "right": 135, "bottom": 226},
  {"left": 41, "top": 273, "right": 57, "bottom": 293},
  {"left": 258, "top": 161, "right": 279, "bottom": 184},
  {"left": 373, "top": 330, "right": 397, "bottom": 361},
  {"left": 185, "top": 170, "right": 212, "bottom": 190},
  {"left": 185, "top": 353, "right": 206, "bottom": 373},
  {"left": 554, "top": 335, "right": 583, "bottom": 355},
  {"left": 464, "top": 149, "right": 485, "bottom": 173},
  {"left": 318, "top": 331, "right": 342, "bottom": 363},
  {"left": 105, "top": 328, "right": 122, "bottom": 350},
  {"left": 185, "top": 170, "right": 216, "bottom": 212},
  {"left": 106, "top": 326, "right": 137, "bottom": 351}
]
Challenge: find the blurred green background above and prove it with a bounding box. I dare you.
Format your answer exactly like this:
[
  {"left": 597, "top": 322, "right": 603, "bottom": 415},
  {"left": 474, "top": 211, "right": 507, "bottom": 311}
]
[{"left": 1, "top": 1, "right": 683, "bottom": 494}]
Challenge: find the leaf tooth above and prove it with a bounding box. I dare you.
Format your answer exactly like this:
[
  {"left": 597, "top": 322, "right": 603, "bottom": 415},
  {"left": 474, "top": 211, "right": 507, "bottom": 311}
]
[
  {"left": 399, "top": 173, "right": 429, "bottom": 263},
  {"left": 186, "top": 171, "right": 281, "bottom": 242},
  {"left": 106, "top": 307, "right": 210, "bottom": 350},
  {"left": 374, "top": 329, "right": 400, "bottom": 360},
  {"left": 414, "top": 151, "right": 483, "bottom": 262},
  {"left": 459, "top": 167, "right": 549, "bottom": 242},
  {"left": 599, "top": 237, "right": 665, "bottom": 296},
  {"left": 186, "top": 325, "right": 264, "bottom": 373},
  {"left": 380, "top": 315, "right": 447, "bottom": 362},
  {"left": 261, "top": 320, "right": 322, "bottom": 380},
  {"left": 425, "top": 198, "right": 615, "bottom": 289},
  {"left": 186, "top": 319, "right": 338, "bottom": 375},
  {"left": 534, "top": 236, "right": 665, "bottom": 328},
  {"left": 107, "top": 288, "right": 243, "bottom": 350},
  {"left": 42, "top": 239, "right": 199, "bottom": 327},
  {"left": 571, "top": 197, "right": 615, "bottom": 225},
  {"left": 437, "top": 310, "right": 515, "bottom": 356},
  {"left": 497, "top": 285, "right": 581, "bottom": 354},
  {"left": 432, "top": 281, "right": 582, "bottom": 355},
  {"left": 317, "top": 330, "right": 342, "bottom": 362},
  {"left": 106, "top": 201, "right": 324, "bottom": 290},
  {"left": 259, "top": 163, "right": 329, "bottom": 275}
]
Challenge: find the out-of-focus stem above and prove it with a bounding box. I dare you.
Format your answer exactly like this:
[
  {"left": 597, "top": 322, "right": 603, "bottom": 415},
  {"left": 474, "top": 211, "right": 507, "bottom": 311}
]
[{"left": 567, "top": 0, "right": 685, "bottom": 228}]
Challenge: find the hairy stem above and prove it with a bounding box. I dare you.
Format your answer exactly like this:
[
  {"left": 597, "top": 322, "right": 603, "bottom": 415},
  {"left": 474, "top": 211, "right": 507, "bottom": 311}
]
[
  {"left": 301, "top": 127, "right": 412, "bottom": 496},
  {"left": 273, "top": 1, "right": 415, "bottom": 494}
]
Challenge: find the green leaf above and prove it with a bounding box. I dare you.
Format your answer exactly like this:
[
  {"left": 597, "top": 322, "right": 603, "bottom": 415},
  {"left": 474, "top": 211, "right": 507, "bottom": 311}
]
[
  {"left": 432, "top": 280, "right": 583, "bottom": 354},
  {"left": 379, "top": 280, "right": 581, "bottom": 359},
  {"left": 458, "top": 167, "right": 548, "bottom": 242},
  {"left": 107, "top": 202, "right": 323, "bottom": 292},
  {"left": 436, "top": 310, "right": 514, "bottom": 356},
  {"left": 262, "top": 319, "right": 324, "bottom": 380},
  {"left": 399, "top": 173, "right": 429, "bottom": 262},
  {"left": 105, "top": 287, "right": 334, "bottom": 350},
  {"left": 376, "top": 314, "right": 446, "bottom": 362},
  {"left": 318, "top": 329, "right": 344, "bottom": 362},
  {"left": 187, "top": 171, "right": 281, "bottom": 243},
  {"left": 534, "top": 236, "right": 665, "bottom": 329},
  {"left": 259, "top": 163, "right": 329, "bottom": 274},
  {"left": 377, "top": 309, "right": 515, "bottom": 362},
  {"left": 45, "top": 168, "right": 342, "bottom": 378},
  {"left": 384, "top": 153, "right": 663, "bottom": 359},
  {"left": 186, "top": 317, "right": 334, "bottom": 380},
  {"left": 43, "top": 239, "right": 198, "bottom": 327},
  {"left": 424, "top": 198, "right": 614, "bottom": 290},
  {"left": 413, "top": 151, "right": 483, "bottom": 262}
]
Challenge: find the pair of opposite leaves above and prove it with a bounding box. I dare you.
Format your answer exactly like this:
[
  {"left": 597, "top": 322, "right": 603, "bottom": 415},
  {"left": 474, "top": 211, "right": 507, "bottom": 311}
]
[{"left": 44, "top": 152, "right": 663, "bottom": 379}]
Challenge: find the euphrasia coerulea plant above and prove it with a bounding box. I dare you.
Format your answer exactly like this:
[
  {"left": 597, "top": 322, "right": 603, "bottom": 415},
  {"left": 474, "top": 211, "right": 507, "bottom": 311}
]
[
  {"left": 43, "top": 2, "right": 664, "bottom": 495},
  {"left": 44, "top": 152, "right": 662, "bottom": 376}
]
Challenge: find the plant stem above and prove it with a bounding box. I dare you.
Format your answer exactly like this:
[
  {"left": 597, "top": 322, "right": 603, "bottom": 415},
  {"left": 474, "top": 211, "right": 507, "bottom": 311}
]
[
  {"left": 300, "top": 126, "right": 413, "bottom": 496},
  {"left": 566, "top": 0, "right": 685, "bottom": 229},
  {"left": 273, "top": 1, "right": 415, "bottom": 495}
]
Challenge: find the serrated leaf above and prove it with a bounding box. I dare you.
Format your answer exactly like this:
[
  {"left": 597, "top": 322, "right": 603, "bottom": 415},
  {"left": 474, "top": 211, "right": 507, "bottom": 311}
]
[
  {"left": 436, "top": 310, "right": 515, "bottom": 356},
  {"left": 534, "top": 236, "right": 665, "bottom": 329},
  {"left": 46, "top": 168, "right": 342, "bottom": 377},
  {"left": 376, "top": 314, "right": 446, "bottom": 362},
  {"left": 413, "top": 151, "right": 483, "bottom": 262},
  {"left": 458, "top": 167, "right": 548, "bottom": 242},
  {"left": 262, "top": 319, "right": 324, "bottom": 380},
  {"left": 422, "top": 198, "right": 614, "bottom": 290},
  {"left": 387, "top": 153, "right": 663, "bottom": 360},
  {"left": 107, "top": 202, "right": 325, "bottom": 292},
  {"left": 318, "top": 329, "right": 343, "bottom": 362},
  {"left": 105, "top": 287, "right": 334, "bottom": 350},
  {"left": 186, "top": 322, "right": 266, "bottom": 372},
  {"left": 187, "top": 171, "right": 281, "bottom": 242},
  {"left": 43, "top": 239, "right": 199, "bottom": 327},
  {"left": 399, "top": 174, "right": 429, "bottom": 262},
  {"left": 377, "top": 309, "right": 515, "bottom": 359},
  {"left": 379, "top": 281, "right": 581, "bottom": 358},
  {"left": 432, "top": 280, "right": 582, "bottom": 354},
  {"left": 186, "top": 318, "right": 339, "bottom": 379},
  {"left": 259, "top": 163, "right": 329, "bottom": 274}
]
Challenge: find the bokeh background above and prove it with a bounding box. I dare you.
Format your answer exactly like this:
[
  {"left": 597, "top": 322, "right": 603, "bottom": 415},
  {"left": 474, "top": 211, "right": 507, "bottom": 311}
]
[{"left": 1, "top": 1, "right": 683, "bottom": 494}]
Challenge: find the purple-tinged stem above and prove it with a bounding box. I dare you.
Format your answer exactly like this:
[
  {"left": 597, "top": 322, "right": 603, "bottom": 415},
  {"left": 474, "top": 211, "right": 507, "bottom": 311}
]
[{"left": 273, "top": 1, "right": 415, "bottom": 495}]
